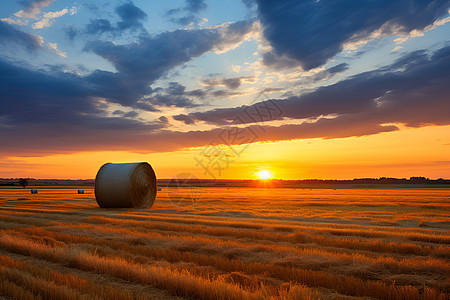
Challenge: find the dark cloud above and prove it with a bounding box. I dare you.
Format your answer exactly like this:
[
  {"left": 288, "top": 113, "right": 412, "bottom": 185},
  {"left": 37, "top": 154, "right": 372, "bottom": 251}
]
[
  {"left": 255, "top": 0, "right": 450, "bottom": 70},
  {"left": 1, "top": 45, "right": 449, "bottom": 157},
  {"left": 64, "top": 26, "right": 77, "bottom": 41},
  {"left": 112, "top": 110, "right": 139, "bottom": 118},
  {"left": 82, "top": 21, "right": 254, "bottom": 109},
  {"left": 201, "top": 76, "right": 255, "bottom": 89},
  {"left": 4, "top": 0, "right": 448, "bottom": 160},
  {"left": 85, "top": 20, "right": 255, "bottom": 84},
  {"left": 85, "top": 19, "right": 115, "bottom": 34},
  {"left": 175, "top": 45, "right": 450, "bottom": 129},
  {"left": 0, "top": 17, "right": 260, "bottom": 156},
  {"left": 186, "top": 89, "right": 207, "bottom": 98},
  {"left": 85, "top": 70, "right": 152, "bottom": 107},
  {"left": 326, "top": 63, "right": 349, "bottom": 75},
  {"left": 167, "top": 0, "right": 207, "bottom": 26},
  {"left": 184, "top": 0, "right": 207, "bottom": 13},
  {"left": 159, "top": 116, "right": 169, "bottom": 123},
  {"left": 0, "top": 21, "right": 42, "bottom": 51},
  {"left": 261, "top": 51, "right": 303, "bottom": 70},
  {"left": 83, "top": 1, "right": 147, "bottom": 36},
  {"left": 0, "top": 57, "right": 166, "bottom": 156},
  {"left": 211, "top": 89, "right": 244, "bottom": 98},
  {"left": 144, "top": 82, "right": 199, "bottom": 108},
  {"left": 300, "top": 63, "right": 349, "bottom": 84},
  {"left": 134, "top": 101, "right": 159, "bottom": 112},
  {"left": 172, "top": 114, "right": 195, "bottom": 125},
  {"left": 115, "top": 1, "right": 147, "bottom": 31}
]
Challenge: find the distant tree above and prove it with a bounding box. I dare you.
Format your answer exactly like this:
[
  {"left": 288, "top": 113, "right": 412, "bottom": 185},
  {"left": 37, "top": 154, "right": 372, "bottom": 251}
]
[{"left": 19, "top": 178, "right": 28, "bottom": 188}]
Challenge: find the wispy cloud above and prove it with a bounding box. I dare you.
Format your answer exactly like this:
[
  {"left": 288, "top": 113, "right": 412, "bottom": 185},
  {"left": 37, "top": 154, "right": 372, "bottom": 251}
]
[
  {"left": 33, "top": 8, "right": 68, "bottom": 29},
  {"left": 15, "top": 0, "right": 55, "bottom": 19},
  {"left": 47, "top": 42, "right": 66, "bottom": 57}
]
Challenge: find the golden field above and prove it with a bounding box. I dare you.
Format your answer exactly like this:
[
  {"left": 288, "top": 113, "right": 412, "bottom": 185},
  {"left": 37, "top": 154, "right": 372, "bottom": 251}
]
[{"left": 0, "top": 186, "right": 448, "bottom": 299}]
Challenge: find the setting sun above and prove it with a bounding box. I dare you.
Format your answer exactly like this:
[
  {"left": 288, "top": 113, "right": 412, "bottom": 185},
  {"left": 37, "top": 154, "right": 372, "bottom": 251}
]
[{"left": 256, "top": 170, "right": 272, "bottom": 180}]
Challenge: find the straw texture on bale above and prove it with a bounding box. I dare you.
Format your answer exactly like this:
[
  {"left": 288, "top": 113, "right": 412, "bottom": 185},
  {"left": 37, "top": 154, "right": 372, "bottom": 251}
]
[{"left": 95, "top": 162, "right": 157, "bottom": 208}]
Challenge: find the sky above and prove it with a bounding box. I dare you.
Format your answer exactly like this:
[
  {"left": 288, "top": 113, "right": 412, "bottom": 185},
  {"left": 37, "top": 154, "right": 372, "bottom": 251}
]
[{"left": 0, "top": 0, "right": 449, "bottom": 180}]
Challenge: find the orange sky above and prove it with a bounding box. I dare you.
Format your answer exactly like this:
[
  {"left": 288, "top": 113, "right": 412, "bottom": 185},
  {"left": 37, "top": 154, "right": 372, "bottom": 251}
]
[{"left": 2, "top": 124, "right": 449, "bottom": 180}]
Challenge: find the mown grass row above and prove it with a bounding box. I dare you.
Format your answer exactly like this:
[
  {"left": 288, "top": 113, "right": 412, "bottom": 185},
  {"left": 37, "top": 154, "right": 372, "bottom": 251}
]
[
  {"left": 7, "top": 223, "right": 450, "bottom": 284},
  {"left": 2, "top": 216, "right": 449, "bottom": 282},
  {"left": 100, "top": 213, "right": 450, "bottom": 244},
  {"left": 81, "top": 216, "right": 449, "bottom": 258},
  {"left": 0, "top": 229, "right": 448, "bottom": 299},
  {"left": 0, "top": 255, "right": 157, "bottom": 300},
  {"left": 0, "top": 232, "right": 326, "bottom": 300}
]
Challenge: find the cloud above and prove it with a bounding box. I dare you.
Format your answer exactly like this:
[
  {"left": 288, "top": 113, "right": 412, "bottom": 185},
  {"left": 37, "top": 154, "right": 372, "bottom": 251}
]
[
  {"left": 16, "top": 0, "right": 55, "bottom": 19},
  {"left": 85, "top": 19, "right": 114, "bottom": 34},
  {"left": 201, "top": 76, "right": 255, "bottom": 89},
  {"left": 84, "top": 1, "right": 147, "bottom": 36},
  {"left": 143, "top": 82, "right": 200, "bottom": 109},
  {"left": 394, "top": 15, "right": 450, "bottom": 44},
  {"left": 112, "top": 110, "right": 139, "bottom": 118},
  {"left": 184, "top": 0, "right": 207, "bottom": 13},
  {"left": 137, "top": 76, "right": 256, "bottom": 110},
  {"left": 32, "top": 8, "right": 68, "bottom": 29},
  {"left": 85, "top": 70, "right": 152, "bottom": 107},
  {"left": 175, "top": 45, "right": 450, "bottom": 129},
  {"left": 167, "top": 0, "right": 207, "bottom": 26},
  {"left": 64, "top": 26, "right": 77, "bottom": 40},
  {"left": 0, "top": 18, "right": 261, "bottom": 157},
  {"left": 1, "top": 17, "right": 28, "bottom": 26},
  {"left": 159, "top": 116, "right": 169, "bottom": 124},
  {"left": 1, "top": 45, "right": 449, "bottom": 157},
  {"left": 81, "top": 20, "right": 256, "bottom": 109},
  {"left": 297, "top": 63, "right": 349, "bottom": 84},
  {"left": 0, "top": 20, "right": 43, "bottom": 50},
  {"left": 115, "top": 1, "right": 147, "bottom": 31},
  {"left": 3, "top": 0, "right": 55, "bottom": 26},
  {"left": 254, "top": 0, "right": 450, "bottom": 70},
  {"left": 0, "top": 57, "right": 166, "bottom": 156},
  {"left": 85, "top": 20, "right": 256, "bottom": 84},
  {"left": 172, "top": 114, "right": 195, "bottom": 125},
  {"left": 47, "top": 42, "right": 66, "bottom": 57}
]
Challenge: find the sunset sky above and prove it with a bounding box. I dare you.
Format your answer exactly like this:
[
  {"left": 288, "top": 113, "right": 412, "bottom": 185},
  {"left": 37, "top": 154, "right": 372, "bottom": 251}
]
[{"left": 1, "top": 0, "right": 449, "bottom": 180}]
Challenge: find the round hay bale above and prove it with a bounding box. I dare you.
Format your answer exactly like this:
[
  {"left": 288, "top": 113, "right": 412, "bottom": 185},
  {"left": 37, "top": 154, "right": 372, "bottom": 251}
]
[
  {"left": 95, "top": 162, "right": 157, "bottom": 208},
  {"left": 78, "top": 189, "right": 84, "bottom": 194},
  {"left": 31, "top": 189, "right": 38, "bottom": 194}
]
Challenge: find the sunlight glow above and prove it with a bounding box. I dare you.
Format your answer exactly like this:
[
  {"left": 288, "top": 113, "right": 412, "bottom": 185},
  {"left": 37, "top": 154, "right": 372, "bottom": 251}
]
[{"left": 256, "top": 170, "right": 272, "bottom": 180}]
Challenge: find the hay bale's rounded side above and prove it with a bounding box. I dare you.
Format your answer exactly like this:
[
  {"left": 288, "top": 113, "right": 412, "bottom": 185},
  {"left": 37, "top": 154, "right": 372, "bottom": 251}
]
[{"left": 95, "top": 162, "right": 157, "bottom": 208}]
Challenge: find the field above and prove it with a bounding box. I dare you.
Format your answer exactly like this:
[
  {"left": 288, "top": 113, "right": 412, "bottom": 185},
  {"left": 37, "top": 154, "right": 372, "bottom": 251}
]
[{"left": 0, "top": 186, "right": 448, "bottom": 299}]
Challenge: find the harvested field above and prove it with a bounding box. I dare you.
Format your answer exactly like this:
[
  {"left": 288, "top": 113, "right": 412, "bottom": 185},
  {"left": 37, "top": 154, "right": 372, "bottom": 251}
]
[{"left": 0, "top": 187, "right": 448, "bottom": 299}]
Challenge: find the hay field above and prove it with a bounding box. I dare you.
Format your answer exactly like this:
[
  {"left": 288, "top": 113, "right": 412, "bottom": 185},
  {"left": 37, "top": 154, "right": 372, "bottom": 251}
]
[{"left": 0, "top": 187, "right": 448, "bottom": 299}]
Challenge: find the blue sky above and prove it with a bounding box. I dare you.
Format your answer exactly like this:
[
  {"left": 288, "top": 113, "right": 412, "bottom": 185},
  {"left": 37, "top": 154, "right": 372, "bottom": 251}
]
[{"left": 0, "top": 0, "right": 450, "bottom": 179}]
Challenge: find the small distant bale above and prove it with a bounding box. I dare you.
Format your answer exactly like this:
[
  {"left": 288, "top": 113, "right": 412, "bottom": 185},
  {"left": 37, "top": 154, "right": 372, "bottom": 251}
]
[
  {"left": 31, "top": 189, "right": 38, "bottom": 194},
  {"left": 78, "top": 189, "right": 84, "bottom": 194}
]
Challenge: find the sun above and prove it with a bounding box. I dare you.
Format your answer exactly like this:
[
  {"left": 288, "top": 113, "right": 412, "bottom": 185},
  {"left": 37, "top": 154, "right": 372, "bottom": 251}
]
[{"left": 256, "top": 170, "right": 272, "bottom": 180}]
